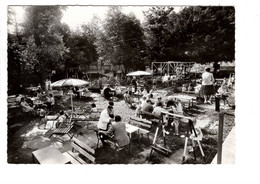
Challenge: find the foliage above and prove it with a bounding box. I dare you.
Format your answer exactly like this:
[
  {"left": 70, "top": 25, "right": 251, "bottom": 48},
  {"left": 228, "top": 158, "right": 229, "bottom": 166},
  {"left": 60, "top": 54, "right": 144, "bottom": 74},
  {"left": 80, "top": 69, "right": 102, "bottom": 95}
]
[
  {"left": 143, "top": 6, "right": 235, "bottom": 63},
  {"left": 95, "top": 6, "right": 148, "bottom": 72},
  {"left": 19, "top": 6, "right": 69, "bottom": 72},
  {"left": 8, "top": 5, "right": 235, "bottom": 82}
]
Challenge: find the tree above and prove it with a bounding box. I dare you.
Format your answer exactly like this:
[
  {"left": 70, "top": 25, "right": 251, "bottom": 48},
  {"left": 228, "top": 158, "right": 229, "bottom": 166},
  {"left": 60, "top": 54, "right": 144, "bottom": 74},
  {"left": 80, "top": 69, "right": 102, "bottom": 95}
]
[
  {"left": 95, "top": 6, "right": 148, "bottom": 72},
  {"left": 143, "top": 6, "right": 175, "bottom": 63},
  {"left": 143, "top": 6, "right": 235, "bottom": 63},
  {"left": 20, "top": 6, "right": 69, "bottom": 73}
]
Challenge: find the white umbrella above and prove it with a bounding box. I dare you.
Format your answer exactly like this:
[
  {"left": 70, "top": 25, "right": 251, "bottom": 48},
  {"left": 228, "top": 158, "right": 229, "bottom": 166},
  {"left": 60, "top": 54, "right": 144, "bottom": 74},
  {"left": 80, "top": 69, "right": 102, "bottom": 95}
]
[
  {"left": 51, "top": 78, "right": 89, "bottom": 111},
  {"left": 126, "top": 70, "right": 152, "bottom": 76},
  {"left": 51, "top": 78, "right": 89, "bottom": 87}
]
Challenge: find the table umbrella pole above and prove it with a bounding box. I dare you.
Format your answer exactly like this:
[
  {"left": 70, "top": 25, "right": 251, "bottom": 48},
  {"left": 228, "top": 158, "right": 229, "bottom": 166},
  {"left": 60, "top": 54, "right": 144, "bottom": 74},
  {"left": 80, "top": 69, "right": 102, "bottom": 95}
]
[{"left": 71, "top": 94, "right": 73, "bottom": 113}]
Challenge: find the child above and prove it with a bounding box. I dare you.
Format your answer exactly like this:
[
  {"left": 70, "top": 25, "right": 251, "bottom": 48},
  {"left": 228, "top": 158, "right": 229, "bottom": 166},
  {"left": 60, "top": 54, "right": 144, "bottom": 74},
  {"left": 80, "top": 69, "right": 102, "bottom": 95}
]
[
  {"left": 217, "top": 81, "right": 230, "bottom": 105},
  {"left": 135, "top": 101, "right": 142, "bottom": 117},
  {"left": 124, "top": 91, "right": 131, "bottom": 103},
  {"left": 187, "top": 83, "right": 193, "bottom": 91},
  {"left": 194, "top": 82, "right": 202, "bottom": 94},
  {"left": 90, "top": 103, "right": 98, "bottom": 113},
  {"left": 90, "top": 103, "right": 99, "bottom": 119},
  {"left": 182, "top": 84, "right": 187, "bottom": 93}
]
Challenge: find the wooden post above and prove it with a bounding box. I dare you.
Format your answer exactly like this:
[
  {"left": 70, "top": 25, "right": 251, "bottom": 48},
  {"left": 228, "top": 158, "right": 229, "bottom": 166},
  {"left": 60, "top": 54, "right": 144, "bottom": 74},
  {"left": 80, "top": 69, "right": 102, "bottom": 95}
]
[
  {"left": 217, "top": 112, "right": 224, "bottom": 164},
  {"left": 215, "top": 95, "right": 220, "bottom": 111}
]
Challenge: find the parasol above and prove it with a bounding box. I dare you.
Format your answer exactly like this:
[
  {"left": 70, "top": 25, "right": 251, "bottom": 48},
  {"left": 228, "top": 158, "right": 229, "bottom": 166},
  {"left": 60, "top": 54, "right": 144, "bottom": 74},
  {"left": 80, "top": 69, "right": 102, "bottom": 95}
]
[
  {"left": 126, "top": 70, "right": 152, "bottom": 76},
  {"left": 51, "top": 78, "right": 89, "bottom": 87},
  {"left": 51, "top": 78, "right": 89, "bottom": 111}
]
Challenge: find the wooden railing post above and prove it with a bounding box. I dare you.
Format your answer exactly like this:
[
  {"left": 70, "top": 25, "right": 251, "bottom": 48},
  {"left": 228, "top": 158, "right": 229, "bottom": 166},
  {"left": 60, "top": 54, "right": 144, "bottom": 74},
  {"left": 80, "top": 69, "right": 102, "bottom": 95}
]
[{"left": 217, "top": 112, "right": 224, "bottom": 164}]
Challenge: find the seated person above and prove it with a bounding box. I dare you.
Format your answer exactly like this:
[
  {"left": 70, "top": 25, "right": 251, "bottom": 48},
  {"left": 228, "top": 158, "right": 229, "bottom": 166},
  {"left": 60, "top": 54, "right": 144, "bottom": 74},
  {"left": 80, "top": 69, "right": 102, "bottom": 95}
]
[
  {"left": 90, "top": 103, "right": 98, "bottom": 113},
  {"left": 141, "top": 88, "right": 148, "bottom": 96},
  {"left": 153, "top": 96, "right": 164, "bottom": 108},
  {"left": 114, "top": 86, "right": 122, "bottom": 96},
  {"left": 171, "top": 100, "right": 184, "bottom": 115},
  {"left": 20, "top": 97, "right": 35, "bottom": 113},
  {"left": 141, "top": 99, "right": 153, "bottom": 113},
  {"left": 152, "top": 102, "right": 168, "bottom": 118},
  {"left": 55, "top": 110, "right": 67, "bottom": 128},
  {"left": 182, "top": 84, "right": 187, "bottom": 93},
  {"left": 217, "top": 81, "right": 230, "bottom": 105},
  {"left": 90, "top": 103, "right": 99, "bottom": 119},
  {"left": 187, "top": 83, "right": 193, "bottom": 91},
  {"left": 36, "top": 90, "right": 43, "bottom": 100},
  {"left": 165, "top": 96, "right": 175, "bottom": 107},
  {"left": 124, "top": 91, "right": 131, "bottom": 103},
  {"left": 15, "top": 94, "right": 22, "bottom": 105},
  {"left": 134, "top": 86, "right": 142, "bottom": 95},
  {"left": 104, "top": 115, "right": 130, "bottom": 148},
  {"left": 135, "top": 101, "right": 142, "bottom": 117},
  {"left": 72, "top": 86, "right": 80, "bottom": 98},
  {"left": 103, "top": 86, "right": 114, "bottom": 99},
  {"left": 45, "top": 94, "right": 55, "bottom": 109},
  {"left": 140, "top": 96, "right": 147, "bottom": 108},
  {"left": 146, "top": 93, "right": 153, "bottom": 100},
  {"left": 97, "top": 105, "right": 114, "bottom": 131},
  {"left": 194, "top": 82, "right": 202, "bottom": 94}
]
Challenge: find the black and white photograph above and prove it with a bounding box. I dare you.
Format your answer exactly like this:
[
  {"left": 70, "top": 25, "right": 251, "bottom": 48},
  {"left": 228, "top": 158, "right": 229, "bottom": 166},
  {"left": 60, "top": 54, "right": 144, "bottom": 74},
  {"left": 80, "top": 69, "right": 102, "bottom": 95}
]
[
  {"left": 7, "top": 4, "right": 236, "bottom": 165},
  {"left": 1, "top": 0, "right": 260, "bottom": 184}
]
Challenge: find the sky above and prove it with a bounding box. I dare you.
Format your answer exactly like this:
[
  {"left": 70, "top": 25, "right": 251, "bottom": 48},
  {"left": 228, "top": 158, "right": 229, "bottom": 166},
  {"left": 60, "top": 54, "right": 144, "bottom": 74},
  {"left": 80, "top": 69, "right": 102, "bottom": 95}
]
[{"left": 9, "top": 5, "right": 183, "bottom": 31}]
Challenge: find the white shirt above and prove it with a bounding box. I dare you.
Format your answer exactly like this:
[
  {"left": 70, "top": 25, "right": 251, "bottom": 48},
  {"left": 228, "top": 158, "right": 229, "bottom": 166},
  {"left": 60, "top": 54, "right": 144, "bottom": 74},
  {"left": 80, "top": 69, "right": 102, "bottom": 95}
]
[
  {"left": 202, "top": 72, "right": 214, "bottom": 85},
  {"left": 97, "top": 109, "right": 111, "bottom": 130}
]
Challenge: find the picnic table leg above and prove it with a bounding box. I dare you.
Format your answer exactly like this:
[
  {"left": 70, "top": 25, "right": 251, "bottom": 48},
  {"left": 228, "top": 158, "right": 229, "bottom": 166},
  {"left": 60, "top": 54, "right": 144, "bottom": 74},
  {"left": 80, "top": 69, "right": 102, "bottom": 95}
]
[
  {"left": 182, "top": 136, "right": 188, "bottom": 163},
  {"left": 191, "top": 138, "right": 197, "bottom": 160},
  {"left": 197, "top": 140, "right": 206, "bottom": 162}
]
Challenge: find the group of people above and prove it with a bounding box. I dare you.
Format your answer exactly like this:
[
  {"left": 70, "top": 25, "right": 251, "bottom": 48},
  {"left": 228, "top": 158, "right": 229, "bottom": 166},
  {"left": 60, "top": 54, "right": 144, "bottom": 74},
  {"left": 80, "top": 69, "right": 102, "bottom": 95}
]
[
  {"left": 133, "top": 93, "right": 184, "bottom": 135},
  {"left": 72, "top": 86, "right": 90, "bottom": 99},
  {"left": 16, "top": 92, "right": 55, "bottom": 116},
  {"left": 198, "top": 66, "right": 234, "bottom": 104},
  {"left": 97, "top": 101, "right": 130, "bottom": 148}
]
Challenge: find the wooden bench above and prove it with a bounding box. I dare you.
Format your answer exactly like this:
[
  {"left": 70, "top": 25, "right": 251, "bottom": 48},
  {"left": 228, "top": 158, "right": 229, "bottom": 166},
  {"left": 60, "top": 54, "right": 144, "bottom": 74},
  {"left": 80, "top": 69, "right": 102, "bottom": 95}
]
[
  {"left": 128, "top": 116, "right": 152, "bottom": 140},
  {"left": 63, "top": 138, "right": 95, "bottom": 164},
  {"left": 139, "top": 111, "right": 161, "bottom": 125}
]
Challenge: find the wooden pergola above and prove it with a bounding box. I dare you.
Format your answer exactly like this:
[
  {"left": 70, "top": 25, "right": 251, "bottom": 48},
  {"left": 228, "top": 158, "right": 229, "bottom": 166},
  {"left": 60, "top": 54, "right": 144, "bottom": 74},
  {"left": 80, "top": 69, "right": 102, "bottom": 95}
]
[{"left": 151, "top": 61, "right": 195, "bottom": 76}]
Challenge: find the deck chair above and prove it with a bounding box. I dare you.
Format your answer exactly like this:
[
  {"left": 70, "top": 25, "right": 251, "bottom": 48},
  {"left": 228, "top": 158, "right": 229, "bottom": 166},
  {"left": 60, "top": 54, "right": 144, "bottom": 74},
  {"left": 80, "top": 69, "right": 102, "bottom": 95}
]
[
  {"left": 49, "top": 115, "right": 75, "bottom": 139},
  {"left": 43, "top": 112, "right": 59, "bottom": 129}
]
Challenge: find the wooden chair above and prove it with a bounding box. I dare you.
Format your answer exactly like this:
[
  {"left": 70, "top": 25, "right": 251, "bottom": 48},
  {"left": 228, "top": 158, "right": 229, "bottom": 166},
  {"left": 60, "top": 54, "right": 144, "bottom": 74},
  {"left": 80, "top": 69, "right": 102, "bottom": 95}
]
[
  {"left": 63, "top": 138, "right": 95, "bottom": 164},
  {"left": 49, "top": 115, "right": 75, "bottom": 139}
]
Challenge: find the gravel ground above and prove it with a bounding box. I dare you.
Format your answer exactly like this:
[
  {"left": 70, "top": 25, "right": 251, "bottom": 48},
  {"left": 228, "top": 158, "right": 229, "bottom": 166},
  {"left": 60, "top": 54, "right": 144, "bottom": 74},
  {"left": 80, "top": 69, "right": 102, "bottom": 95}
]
[{"left": 7, "top": 89, "right": 235, "bottom": 164}]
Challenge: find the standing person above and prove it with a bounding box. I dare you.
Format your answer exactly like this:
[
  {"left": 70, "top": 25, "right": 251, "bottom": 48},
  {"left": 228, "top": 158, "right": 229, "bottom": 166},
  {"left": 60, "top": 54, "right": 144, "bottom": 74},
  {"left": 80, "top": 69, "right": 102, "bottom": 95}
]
[
  {"left": 131, "top": 76, "right": 137, "bottom": 93},
  {"left": 45, "top": 78, "right": 49, "bottom": 91},
  {"left": 213, "top": 61, "right": 220, "bottom": 79},
  {"left": 201, "top": 67, "right": 215, "bottom": 104},
  {"left": 152, "top": 77, "right": 157, "bottom": 91}
]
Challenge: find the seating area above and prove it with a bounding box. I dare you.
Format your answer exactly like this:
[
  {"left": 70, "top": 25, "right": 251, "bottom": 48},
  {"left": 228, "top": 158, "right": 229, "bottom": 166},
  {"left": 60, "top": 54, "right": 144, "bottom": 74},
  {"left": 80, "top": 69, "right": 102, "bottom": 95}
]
[{"left": 62, "top": 138, "right": 96, "bottom": 164}]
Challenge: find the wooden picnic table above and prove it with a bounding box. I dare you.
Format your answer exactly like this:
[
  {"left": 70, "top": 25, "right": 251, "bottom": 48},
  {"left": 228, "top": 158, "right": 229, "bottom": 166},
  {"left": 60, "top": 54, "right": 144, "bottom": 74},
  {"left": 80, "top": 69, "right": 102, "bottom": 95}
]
[
  {"left": 125, "top": 123, "right": 139, "bottom": 139},
  {"left": 32, "top": 145, "right": 71, "bottom": 164}
]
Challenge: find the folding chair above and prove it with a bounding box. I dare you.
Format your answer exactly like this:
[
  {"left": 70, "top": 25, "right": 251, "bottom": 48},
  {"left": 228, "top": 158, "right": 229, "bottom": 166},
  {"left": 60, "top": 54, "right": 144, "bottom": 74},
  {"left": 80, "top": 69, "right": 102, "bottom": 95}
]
[{"left": 49, "top": 115, "right": 75, "bottom": 139}]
